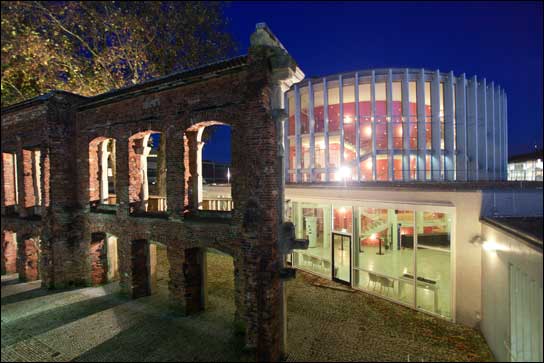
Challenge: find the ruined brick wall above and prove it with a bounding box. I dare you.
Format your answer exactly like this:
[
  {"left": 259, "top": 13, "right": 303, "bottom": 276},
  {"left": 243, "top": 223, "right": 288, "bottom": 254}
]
[
  {"left": 88, "top": 137, "right": 106, "bottom": 202},
  {"left": 18, "top": 237, "right": 39, "bottom": 281},
  {"left": 1, "top": 230, "right": 17, "bottom": 274},
  {"left": 2, "top": 42, "right": 286, "bottom": 361},
  {"left": 2, "top": 153, "right": 16, "bottom": 206},
  {"left": 90, "top": 232, "right": 107, "bottom": 285}
]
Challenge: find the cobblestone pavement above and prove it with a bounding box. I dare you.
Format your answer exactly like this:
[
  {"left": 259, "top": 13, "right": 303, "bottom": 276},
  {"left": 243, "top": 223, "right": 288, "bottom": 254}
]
[{"left": 1, "top": 253, "right": 494, "bottom": 362}]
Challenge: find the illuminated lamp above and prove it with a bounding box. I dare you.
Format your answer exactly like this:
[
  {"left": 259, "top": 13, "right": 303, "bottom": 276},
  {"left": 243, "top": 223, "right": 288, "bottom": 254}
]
[{"left": 344, "top": 115, "right": 353, "bottom": 124}]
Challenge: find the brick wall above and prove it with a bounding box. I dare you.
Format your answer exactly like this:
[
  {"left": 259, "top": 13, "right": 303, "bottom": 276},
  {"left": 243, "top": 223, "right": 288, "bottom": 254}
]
[
  {"left": 90, "top": 232, "right": 107, "bottom": 285},
  {"left": 2, "top": 153, "right": 17, "bottom": 206},
  {"left": 1, "top": 231, "right": 17, "bottom": 274},
  {"left": 1, "top": 27, "right": 293, "bottom": 361}
]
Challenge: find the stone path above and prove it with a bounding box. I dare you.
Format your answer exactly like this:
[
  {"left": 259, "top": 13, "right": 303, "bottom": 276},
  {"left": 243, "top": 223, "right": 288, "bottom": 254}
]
[{"left": 1, "top": 253, "right": 494, "bottom": 362}]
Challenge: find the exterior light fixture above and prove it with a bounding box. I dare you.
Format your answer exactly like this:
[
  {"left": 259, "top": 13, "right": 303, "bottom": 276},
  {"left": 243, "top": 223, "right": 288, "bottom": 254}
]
[{"left": 227, "top": 168, "right": 231, "bottom": 184}]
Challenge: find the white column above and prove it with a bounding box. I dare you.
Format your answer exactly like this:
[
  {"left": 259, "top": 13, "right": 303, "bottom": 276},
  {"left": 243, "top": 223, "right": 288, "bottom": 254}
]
[
  {"left": 99, "top": 140, "right": 110, "bottom": 204},
  {"left": 466, "top": 76, "right": 479, "bottom": 180},
  {"left": 294, "top": 84, "right": 302, "bottom": 182},
  {"left": 284, "top": 92, "right": 290, "bottom": 183},
  {"left": 502, "top": 91, "right": 508, "bottom": 180},
  {"left": 139, "top": 134, "right": 152, "bottom": 211},
  {"left": 417, "top": 69, "right": 426, "bottom": 181},
  {"left": 431, "top": 70, "right": 441, "bottom": 180},
  {"left": 194, "top": 128, "right": 205, "bottom": 210},
  {"left": 402, "top": 69, "right": 410, "bottom": 181},
  {"left": 323, "top": 78, "right": 330, "bottom": 182},
  {"left": 478, "top": 78, "right": 488, "bottom": 180},
  {"left": 497, "top": 87, "right": 503, "bottom": 180},
  {"left": 31, "top": 149, "right": 42, "bottom": 206},
  {"left": 386, "top": 69, "right": 394, "bottom": 181},
  {"left": 444, "top": 71, "right": 455, "bottom": 181},
  {"left": 455, "top": 74, "right": 468, "bottom": 181},
  {"left": 371, "top": 70, "right": 377, "bottom": 180},
  {"left": 488, "top": 82, "right": 496, "bottom": 180},
  {"left": 355, "top": 72, "right": 361, "bottom": 181},
  {"left": 308, "top": 80, "right": 315, "bottom": 182},
  {"left": 339, "top": 75, "right": 345, "bottom": 168}
]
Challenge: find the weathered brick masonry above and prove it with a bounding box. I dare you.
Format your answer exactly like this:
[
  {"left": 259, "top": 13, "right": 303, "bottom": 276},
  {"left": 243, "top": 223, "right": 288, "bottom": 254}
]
[{"left": 1, "top": 25, "right": 301, "bottom": 361}]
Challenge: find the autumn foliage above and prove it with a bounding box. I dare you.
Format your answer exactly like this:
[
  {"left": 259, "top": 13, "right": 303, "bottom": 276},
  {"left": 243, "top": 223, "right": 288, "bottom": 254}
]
[{"left": 1, "top": 1, "right": 236, "bottom": 107}]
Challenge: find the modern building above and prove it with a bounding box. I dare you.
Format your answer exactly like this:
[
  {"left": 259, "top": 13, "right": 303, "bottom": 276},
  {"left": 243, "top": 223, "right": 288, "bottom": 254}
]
[
  {"left": 508, "top": 149, "right": 543, "bottom": 181},
  {"left": 1, "top": 23, "right": 542, "bottom": 362}
]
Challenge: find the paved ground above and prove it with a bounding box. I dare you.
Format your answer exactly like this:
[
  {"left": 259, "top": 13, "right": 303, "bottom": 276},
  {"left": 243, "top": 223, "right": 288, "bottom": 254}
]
[{"left": 1, "top": 253, "right": 494, "bottom": 362}]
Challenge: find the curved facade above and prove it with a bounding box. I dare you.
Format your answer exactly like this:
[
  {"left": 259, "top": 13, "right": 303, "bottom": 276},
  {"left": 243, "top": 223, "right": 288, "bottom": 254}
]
[{"left": 285, "top": 68, "right": 508, "bottom": 183}]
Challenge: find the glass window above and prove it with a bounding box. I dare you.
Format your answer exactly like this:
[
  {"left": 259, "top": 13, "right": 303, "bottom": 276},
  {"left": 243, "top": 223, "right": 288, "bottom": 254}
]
[
  {"left": 327, "top": 83, "right": 340, "bottom": 132},
  {"left": 292, "top": 202, "right": 332, "bottom": 277},
  {"left": 288, "top": 92, "right": 295, "bottom": 136},
  {"left": 301, "top": 88, "right": 309, "bottom": 134},
  {"left": 355, "top": 208, "right": 415, "bottom": 307},
  {"left": 375, "top": 82, "right": 386, "bottom": 115},
  {"left": 359, "top": 83, "right": 372, "bottom": 156},
  {"left": 409, "top": 81, "right": 418, "bottom": 150},
  {"left": 425, "top": 81, "right": 432, "bottom": 149},
  {"left": 360, "top": 157, "right": 373, "bottom": 181},
  {"left": 329, "top": 135, "right": 340, "bottom": 170},
  {"left": 415, "top": 210, "right": 452, "bottom": 319},
  {"left": 394, "top": 155, "right": 403, "bottom": 180},
  {"left": 410, "top": 154, "right": 417, "bottom": 180},
  {"left": 301, "top": 137, "right": 310, "bottom": 169},
  {"left": 333, "top": 205, "right": 352, "bottom": 234},
  {"left": 315, "top": 136, "right": 325, "bottom": 169},
  {"left": 377, "top": 154, "right": 388, "bottom": 181},
  {"left": 375, "top": 82, "right": 388, "bottom": 151},
  {"left": 343, "top": 81, "right": 356, "bottom": 164},
  {"left": 313, "top": 83, "right": 324, "bottom": 133}
]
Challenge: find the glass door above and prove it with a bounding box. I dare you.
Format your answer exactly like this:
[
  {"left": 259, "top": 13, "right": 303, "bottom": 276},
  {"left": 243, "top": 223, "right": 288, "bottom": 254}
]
[{"left": 332, "top": 233, "right": 351, "bottom": 285}]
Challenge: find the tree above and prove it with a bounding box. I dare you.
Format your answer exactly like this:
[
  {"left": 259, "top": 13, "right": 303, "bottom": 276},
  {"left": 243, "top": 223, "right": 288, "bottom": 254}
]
[{"left": 1, "top": 1, "right": 236, "bottom": 107}]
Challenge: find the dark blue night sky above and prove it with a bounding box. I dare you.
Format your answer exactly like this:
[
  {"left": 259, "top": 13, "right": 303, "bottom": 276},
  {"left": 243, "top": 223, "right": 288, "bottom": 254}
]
[{"left": 203, "top": 1, "right": 543, "bottom": 163}]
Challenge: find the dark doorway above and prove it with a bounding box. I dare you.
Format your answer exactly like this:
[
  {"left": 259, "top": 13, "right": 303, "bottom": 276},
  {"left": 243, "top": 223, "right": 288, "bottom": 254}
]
[{"left": 131, "top": 239, "right": 150, "bottom": 298}]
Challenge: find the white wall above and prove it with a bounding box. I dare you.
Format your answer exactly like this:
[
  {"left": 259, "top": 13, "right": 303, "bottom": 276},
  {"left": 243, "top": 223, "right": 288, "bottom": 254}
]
[{"left": 481, "top": 223, "right": 543, "bottom": 362}]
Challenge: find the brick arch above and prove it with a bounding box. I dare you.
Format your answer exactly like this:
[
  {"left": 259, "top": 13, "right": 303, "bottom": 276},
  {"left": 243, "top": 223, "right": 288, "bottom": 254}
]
[
  {"left": 18, "top": 234, "right": 40, "bottom": 282},
  {"left": 89, "top": 136, "right": 117, "bottom": 203},
  {"left": 128, "top": 130, "right": 164, "bottom": 210}
]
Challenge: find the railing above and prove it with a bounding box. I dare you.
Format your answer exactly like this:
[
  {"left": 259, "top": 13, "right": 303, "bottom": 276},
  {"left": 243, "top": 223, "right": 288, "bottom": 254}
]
[{"left": 202, "top": 198, "right": 233, "bottom": 211}]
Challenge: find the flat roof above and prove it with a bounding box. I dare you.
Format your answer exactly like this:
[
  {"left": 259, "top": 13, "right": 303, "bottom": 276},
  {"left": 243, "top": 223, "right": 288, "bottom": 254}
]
[{"left": 481, "top": 216, "right": 543, "bottom": 251}]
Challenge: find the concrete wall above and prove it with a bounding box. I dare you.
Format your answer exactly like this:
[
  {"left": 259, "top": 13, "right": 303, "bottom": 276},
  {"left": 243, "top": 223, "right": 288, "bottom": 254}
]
[{"left": 480, "top": 223, "right": 543, "bottom": 362}]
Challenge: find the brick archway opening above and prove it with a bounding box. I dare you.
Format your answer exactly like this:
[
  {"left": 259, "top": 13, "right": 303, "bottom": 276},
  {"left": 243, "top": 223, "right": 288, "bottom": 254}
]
[
  {"left": 184, "top": 121, "right": 232, "bottom": 212},
  {"left": 129, "top": 131, "right": 166, "bottom": 215},
  {"left": 1, "top": 230, "right": 17, "bottom": 275},
  {"left": 89, "top": 137, "right": 117, "bottom": 207}
]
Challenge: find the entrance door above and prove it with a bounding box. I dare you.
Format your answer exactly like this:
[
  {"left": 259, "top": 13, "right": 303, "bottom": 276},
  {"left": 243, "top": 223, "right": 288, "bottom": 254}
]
[{"left": 332, "top": 233, "right": 351, "bottom": 285}]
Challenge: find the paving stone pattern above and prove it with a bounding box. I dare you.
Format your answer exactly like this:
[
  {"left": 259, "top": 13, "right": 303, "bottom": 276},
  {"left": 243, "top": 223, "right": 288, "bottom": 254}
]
[{"left": 1, "top": 253, "right": 494, "bottom": 362}]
